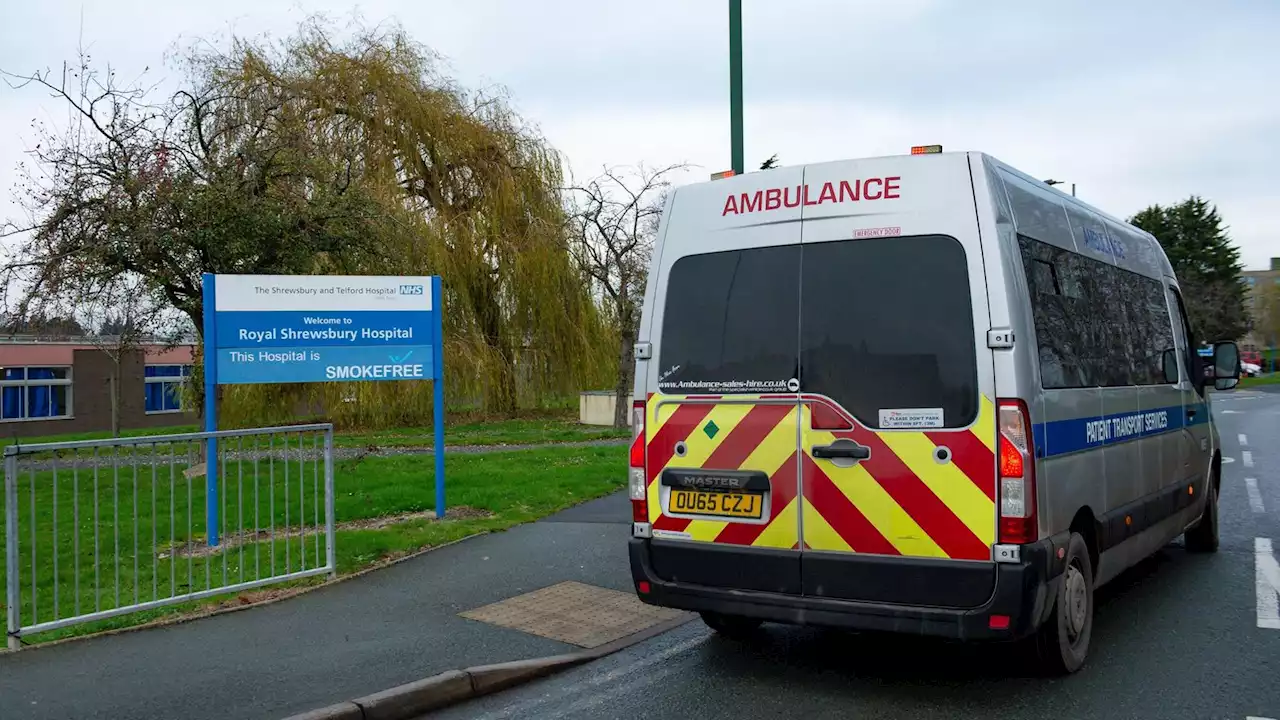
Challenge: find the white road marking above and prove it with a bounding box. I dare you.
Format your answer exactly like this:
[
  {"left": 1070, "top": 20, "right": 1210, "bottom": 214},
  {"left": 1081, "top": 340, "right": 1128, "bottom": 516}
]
[
  {"left": 466, "top": 631, "right": 712, "bottom": 720},
  {"left": 1257, "top": 538, "right": 1280, "bottom": 630},
  {"left": 1246, "top": 478, "right": 1266, "bottom": 513},
  {"left": 1240, "top": 433, "right": 1249, "bottom": 447},
  {"left": 557, "top": 662, "right": 687, "bottom": 717},
  {"left": 1220, "top": 410, "right": 1242, "bottom": 414},
  {"left": 1246, "top": 716, "right": 1277, "bottom": 720},
  {"left": 1244, "top": 451, "right": 1254, "bottom": 468},
  {"left": 1223, "top": 457, "right": 1236, "bottom": 464}
]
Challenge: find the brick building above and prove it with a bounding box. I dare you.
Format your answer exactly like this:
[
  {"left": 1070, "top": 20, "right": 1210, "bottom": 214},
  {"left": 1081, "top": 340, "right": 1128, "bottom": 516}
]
[
  {"left": 1241, "top": 257, "right": 1280, "bottom": 354},
  {"left": 0, "top": 337, "right": 198, "bottom": 439}
]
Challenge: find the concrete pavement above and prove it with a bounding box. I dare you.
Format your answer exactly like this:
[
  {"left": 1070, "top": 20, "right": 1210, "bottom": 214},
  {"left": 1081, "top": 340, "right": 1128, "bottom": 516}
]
[
  {"left": 434, "top": 389, "right": 1280, "bottom": 720},
  {"left": 0, "top": 493, "right": 636, "bottom": 720}
]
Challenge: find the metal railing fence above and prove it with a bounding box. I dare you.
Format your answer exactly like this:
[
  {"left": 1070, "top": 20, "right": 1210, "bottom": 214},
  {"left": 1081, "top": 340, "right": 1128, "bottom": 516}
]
[{"left": 3, "top": 424, "right": 336, "bottom": 650}]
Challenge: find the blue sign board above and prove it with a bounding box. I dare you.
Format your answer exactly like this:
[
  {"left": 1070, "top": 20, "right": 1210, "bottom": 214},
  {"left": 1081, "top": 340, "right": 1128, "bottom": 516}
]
[
  {"left": 216, "top": 345, "right": 436, "bottom": 384},
  {"left": 201, "top": 273, "right": 447, "bottom": 544},
  {"left": 214, "top": 311, "right": 434, "bottom": 348}
]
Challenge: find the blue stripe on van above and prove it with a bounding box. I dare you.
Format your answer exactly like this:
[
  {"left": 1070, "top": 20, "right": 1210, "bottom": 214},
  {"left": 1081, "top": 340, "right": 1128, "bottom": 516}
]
[{"left": 1030, "top": 402, "right": 1209, "bottom": 459}]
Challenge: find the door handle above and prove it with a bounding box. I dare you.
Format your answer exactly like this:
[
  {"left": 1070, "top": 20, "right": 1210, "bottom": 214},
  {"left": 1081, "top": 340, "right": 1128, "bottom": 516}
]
[
  {"left": 1187, "top": 408, "right": 1197, "bottom": 420},
  {"left": 811, "top": 439, "right": 870, "bottom": 461}
]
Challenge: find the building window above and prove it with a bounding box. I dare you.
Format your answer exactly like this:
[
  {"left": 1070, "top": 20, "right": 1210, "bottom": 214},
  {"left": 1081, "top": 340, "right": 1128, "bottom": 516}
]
[
  {"left": 145, "top": 365, "right": 192, "bottom": 413},
  {"left": 0, "top": 366, "right": 73, "bottom": 421}
]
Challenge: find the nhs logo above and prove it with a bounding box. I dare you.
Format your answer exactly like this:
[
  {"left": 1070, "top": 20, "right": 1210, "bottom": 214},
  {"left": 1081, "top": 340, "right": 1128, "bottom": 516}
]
[{"left": 399, "top": 284, "right": 425, "bottom": 296}]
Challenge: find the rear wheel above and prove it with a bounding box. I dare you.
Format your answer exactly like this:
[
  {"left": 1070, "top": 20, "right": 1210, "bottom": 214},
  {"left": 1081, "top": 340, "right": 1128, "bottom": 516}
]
[
  {"left": 1185, "top": 474, "right": 1219, "bottom": 553},
  {"left": 1033, "top": 531, "right": 1093, "bottom": 675},
  {"left": 700, "top": 612, "right": 763, "bottom": 638}
]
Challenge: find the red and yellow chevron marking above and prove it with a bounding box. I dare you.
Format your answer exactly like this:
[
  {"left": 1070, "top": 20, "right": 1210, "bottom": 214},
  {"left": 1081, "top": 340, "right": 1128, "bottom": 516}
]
[
  {"left": 644, "top": 394, "right": 997, "bottom": 561},
  {"left": 646, "top": 397, "right": 800, "bottom": 548},
  {"left": 800, "top": 396, "right": 996, "bottom": 560}
]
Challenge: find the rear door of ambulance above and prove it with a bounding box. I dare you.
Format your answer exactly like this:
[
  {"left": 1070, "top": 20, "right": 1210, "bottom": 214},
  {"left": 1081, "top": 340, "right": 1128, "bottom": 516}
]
[
  {"left": 641, "top": 166, "right": 806, "bottom": 596},
  {"left": 795, "top": 155, "right": 1000, "bottom": 607}
]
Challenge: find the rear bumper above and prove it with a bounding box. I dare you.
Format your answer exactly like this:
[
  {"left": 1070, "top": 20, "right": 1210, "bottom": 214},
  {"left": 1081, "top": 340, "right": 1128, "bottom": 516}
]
[{"left": 629, "top": 538, "right": 1062, "bottom": 641}]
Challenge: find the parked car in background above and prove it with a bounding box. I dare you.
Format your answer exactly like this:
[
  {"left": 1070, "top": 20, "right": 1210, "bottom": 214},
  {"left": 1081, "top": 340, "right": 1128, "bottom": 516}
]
[{"left": 1242, "top": 361, "right": 1261, "bottom": 377}]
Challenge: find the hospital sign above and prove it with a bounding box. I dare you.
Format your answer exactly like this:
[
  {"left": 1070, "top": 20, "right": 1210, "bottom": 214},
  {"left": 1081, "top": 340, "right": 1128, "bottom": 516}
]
[{"left": 205, "top": 274, "right": 442, "bottom": 385}]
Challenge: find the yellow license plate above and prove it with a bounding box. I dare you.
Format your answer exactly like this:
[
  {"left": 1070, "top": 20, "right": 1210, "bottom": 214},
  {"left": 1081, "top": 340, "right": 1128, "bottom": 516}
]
[{"left": 669, "top": 488, "right": 764, "bottom": 519}]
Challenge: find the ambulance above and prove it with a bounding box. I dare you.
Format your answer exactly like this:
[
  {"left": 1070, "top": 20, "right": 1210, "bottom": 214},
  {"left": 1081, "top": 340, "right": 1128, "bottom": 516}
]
[{"left": 626, "top": 148, "right": 1241, "bottom": 673}]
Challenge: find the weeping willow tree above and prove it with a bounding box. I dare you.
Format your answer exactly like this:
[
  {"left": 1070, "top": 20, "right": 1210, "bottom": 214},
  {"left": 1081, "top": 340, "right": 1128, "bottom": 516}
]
[{"left": 204, "top": 17, "right": 613, "bottom": 421}]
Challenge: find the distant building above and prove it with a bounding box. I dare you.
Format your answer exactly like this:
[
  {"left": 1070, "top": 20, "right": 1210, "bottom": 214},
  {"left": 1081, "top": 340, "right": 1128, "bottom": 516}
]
[
  {"left": 1241, "top": 258, "right": 1280, "bottom": 353},
  {"left": 0, "top": 336, "right": 198, "bottom": 439}
]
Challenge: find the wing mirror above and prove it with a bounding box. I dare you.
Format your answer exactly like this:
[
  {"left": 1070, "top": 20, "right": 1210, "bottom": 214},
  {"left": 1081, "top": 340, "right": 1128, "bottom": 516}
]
[{"left": 1212, "top": 340, "right": 1240, "bottom": 391}]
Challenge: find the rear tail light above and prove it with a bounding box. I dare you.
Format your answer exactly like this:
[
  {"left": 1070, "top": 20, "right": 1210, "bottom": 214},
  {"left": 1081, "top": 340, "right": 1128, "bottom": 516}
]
[
  {"left": 629, "top": 401, "right": 648, "bottom": 524},
  {"left": 997, "top": 399, "right": 1037, "bottom": 544}
]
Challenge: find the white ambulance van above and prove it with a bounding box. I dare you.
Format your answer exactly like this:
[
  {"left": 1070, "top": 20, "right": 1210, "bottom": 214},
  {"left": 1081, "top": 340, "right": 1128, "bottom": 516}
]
[{"left": 627, "top": 149, "right": 1241, "bottom": 673}]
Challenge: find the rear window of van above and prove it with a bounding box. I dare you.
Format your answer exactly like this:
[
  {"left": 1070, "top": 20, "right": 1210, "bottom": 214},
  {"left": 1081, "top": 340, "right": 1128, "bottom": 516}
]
[
  {"left": 656, "top": 235, "right": 979, "bottom": 429},
  {"left": 656, "top": 244, "right": 801, "bottom": 395}
]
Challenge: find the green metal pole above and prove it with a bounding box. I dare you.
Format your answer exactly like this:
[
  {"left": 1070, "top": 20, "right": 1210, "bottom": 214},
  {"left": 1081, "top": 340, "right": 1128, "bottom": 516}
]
[{"left": 729, "top": 0, "right": 743, "bottom": 175}]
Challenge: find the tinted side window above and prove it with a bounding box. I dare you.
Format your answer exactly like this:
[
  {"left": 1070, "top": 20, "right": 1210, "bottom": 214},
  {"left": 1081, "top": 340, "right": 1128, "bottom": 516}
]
[
  {"left": 1018, "top": 236, "right": 1089, "bottom": 388},
  {"left": 800, "top": 235, "right": 978, "bottom": 428},
  {"left": 1091, "top": 253, "right": 1134, "bottom": 386},
  {"left": 657, "top": 245, "right": 800, "bottom": 394},
  {"left": 1166, "top": 287, "right": 1201, "bottom": 390},
  {"left": 1018, "top": 235, "right": 1175, "bottom": 389},
  {"left": 1171, "top": 288, "right": 1204, "bottom": 386},
  {"left": 1145, "top": 282, "right": 1177, "bottom": 384}
]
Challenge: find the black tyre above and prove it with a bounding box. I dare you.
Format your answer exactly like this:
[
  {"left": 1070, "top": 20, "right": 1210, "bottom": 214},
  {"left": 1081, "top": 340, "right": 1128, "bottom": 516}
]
[
  {"left": 700, "top": 611, "right": 763, "bottom": 638},
  {"left": 1033, "top": 531, "right": 1094, "bottom": 675},
  {"left": 1185, "top": 474, "right": 1219, "bottom": 553}
]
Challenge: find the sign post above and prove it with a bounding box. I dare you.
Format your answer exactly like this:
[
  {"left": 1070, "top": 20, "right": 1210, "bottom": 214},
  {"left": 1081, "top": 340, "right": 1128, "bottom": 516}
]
[
  {"left": 202, "top": 274, "right": 219, "bottom": 546},
  {"left": 431, "top": 276, "right": 445, "bottom": 517},
  {"left": 201, "top": 273, "right": 446, "bottom": 546},
  {"left": 729, "top": 0, "right": 744, "bottom": 176}
]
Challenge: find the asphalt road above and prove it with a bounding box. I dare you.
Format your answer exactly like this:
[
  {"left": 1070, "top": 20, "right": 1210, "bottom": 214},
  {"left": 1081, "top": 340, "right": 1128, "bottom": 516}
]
[{"left": 435, "top": 387, "right": 1280, "bottom": 720}]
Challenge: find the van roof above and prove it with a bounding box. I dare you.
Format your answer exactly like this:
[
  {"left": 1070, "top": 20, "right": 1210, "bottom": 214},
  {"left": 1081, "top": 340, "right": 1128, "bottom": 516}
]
[
  {"left": 681, "top": 150, "right": 1169, "bottom": 281},
  {"left": 699, "top": 151, "right": 1148, "bottom": 239},
  {"left": 979, "top": 153, "right": 1152, "bottom": 240}
]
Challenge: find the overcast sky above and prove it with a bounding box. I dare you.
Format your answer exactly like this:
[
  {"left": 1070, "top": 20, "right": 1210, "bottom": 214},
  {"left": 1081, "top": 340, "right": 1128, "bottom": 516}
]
[{"left": 2, "top": 0, "right": 1277, "bottom": 269}]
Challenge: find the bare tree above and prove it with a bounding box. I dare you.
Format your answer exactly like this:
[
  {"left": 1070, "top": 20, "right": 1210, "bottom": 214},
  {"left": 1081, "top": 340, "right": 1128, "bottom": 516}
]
[
  {"left": 0, "top": 27, "right": 392, "bottom": 336},
  {"left": 1, "top": 43, "right": 165, "bottom": 317},
  {"left": 76, "top": 275, "right": 187, "bottom": 436},
  {"left": 567, "top": 164, "right": 685, "bottom": 428}
]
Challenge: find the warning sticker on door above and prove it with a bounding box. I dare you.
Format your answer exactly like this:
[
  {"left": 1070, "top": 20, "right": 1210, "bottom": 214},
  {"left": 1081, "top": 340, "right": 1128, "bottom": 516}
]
[{"left": 879, "top": 408, "right": 944, "bottom": 429}]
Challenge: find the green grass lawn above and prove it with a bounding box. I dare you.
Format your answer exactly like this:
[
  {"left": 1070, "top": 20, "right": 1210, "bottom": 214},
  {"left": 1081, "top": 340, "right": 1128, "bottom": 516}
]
[
  {"left": 1239, "top": 374, "right": 1280, "bottom": 388},
  {"left": 1, "top": 416, "right": 628, "bottom": 456},
  {"left": 331, "top": 417, "right": 628, "bottom": 449},
  {"left": 0, "top": 443, "right": 625, "bottom": 645}
]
